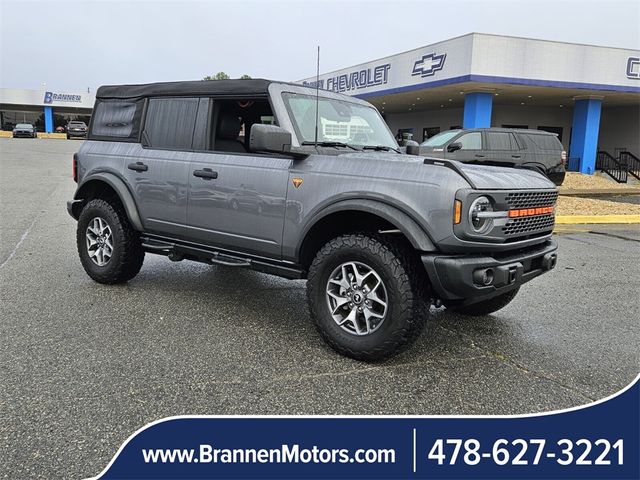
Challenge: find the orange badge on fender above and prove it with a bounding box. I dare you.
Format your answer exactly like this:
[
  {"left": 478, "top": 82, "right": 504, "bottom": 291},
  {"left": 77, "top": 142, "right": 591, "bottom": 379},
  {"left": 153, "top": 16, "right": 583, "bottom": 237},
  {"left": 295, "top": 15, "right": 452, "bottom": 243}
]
[{"left": 292, "top": 177, "right": 304, "bottom": 189}]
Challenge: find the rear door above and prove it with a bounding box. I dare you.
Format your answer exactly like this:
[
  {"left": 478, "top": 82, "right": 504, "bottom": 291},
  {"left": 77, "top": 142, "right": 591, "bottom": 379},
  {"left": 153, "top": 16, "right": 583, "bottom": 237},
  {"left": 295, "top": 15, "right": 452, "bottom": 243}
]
[
  {"left": 122, "top": 97, "right": 199, "bottom": 238},
  {"left": 483, "top": 131, "right": 522, "bottom": 166}
]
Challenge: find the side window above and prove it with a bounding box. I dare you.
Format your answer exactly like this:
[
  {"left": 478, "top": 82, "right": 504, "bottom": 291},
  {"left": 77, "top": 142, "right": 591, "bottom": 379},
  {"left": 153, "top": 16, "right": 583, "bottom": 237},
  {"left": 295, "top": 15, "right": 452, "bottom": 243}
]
[
  {"left": 210, "top": 98, "right": 275, "bottom": 154},
  {"left": 456, "top": 132, "right": 482, "bottom": 150},
  {"left": 486, "top": 132, "right": 517, "bottom": 150},
  {"left": 89, "top": 99, "right": 143, "bottom": 140},
  {"left": 143, "top": 97, "right": 199, "bottom": 150}
]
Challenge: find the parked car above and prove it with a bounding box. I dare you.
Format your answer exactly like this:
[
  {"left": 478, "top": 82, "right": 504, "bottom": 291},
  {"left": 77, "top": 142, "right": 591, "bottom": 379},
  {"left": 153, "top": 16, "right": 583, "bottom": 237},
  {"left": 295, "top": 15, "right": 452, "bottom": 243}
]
[
  {"left": 419, "top": 128, "right": 566, "bottom": 185},
  {"left": 12, "top": 123, "right": 37, "bottom": 138},
  {"left": 55, "top": 125, "right": 66, "bottom": 134},
  {"left": 67, "top": 79, "right": 558, "bottom": 361},
  {"left": 66, "top": 121, "right": 88, "bottom": 139}
]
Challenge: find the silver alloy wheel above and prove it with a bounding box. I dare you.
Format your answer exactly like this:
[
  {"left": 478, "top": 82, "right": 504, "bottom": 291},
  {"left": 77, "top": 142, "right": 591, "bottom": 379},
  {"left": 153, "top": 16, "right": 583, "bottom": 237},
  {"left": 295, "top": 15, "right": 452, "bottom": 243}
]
[
  {"left": 325, "top": 261, "right": 388, "bottom": 335},
  {"left": 85, "top": 217, "right": 114, "bottom": 266}
]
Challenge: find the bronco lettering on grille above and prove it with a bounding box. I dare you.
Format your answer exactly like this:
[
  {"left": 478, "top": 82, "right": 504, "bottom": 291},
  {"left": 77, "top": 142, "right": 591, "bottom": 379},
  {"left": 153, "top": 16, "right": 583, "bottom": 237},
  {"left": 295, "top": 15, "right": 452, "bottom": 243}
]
[{"left": 508, "top": 206, "right": 555, "bottom": 218}]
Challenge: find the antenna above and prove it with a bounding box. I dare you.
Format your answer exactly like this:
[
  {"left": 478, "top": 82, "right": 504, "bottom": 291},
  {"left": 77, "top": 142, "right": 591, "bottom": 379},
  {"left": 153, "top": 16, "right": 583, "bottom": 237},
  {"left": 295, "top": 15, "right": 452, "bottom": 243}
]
[{"left": 314, "top": 45, "right": 320, "bottom": 147}]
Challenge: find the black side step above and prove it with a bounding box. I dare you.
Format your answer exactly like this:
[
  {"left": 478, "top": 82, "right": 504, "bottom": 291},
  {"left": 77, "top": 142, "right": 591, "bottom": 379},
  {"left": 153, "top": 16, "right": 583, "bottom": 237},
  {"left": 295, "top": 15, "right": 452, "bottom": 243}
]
[
  {"left": 139, "top": 235, "right": 305, "bottom": 279},
  {"left": 210, "top": 252, "right": 251, "bottom": 267}
]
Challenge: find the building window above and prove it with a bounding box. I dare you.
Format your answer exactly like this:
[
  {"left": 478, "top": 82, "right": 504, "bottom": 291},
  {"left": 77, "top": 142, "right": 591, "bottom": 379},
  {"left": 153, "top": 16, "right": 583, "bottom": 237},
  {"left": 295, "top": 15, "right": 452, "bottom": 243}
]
[{"left": 422, "top": 127, "right": 440, "bottom": 141}]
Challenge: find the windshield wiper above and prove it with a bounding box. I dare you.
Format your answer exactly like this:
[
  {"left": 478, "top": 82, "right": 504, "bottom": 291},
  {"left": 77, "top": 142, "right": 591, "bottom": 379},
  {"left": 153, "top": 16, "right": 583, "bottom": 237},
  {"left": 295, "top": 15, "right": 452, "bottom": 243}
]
[
  {"left": 302, "top": 141, "right": 360, "bottom": 151},
  {"left": 361, "top": 145, "right": 401, "bottom": 153}
]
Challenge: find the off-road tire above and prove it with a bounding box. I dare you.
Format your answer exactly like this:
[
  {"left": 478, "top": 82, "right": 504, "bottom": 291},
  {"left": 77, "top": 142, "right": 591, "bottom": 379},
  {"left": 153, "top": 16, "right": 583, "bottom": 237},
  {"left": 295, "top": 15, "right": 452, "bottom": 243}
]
[
  {"left": 77, "top": 199, "right": 144, "bottom": 284},
  {"left": 452, "top": 288, "right": 520, "bottom": 316},
  {"left": 307, "top": 233, "right": 429, "bottom": 361}
]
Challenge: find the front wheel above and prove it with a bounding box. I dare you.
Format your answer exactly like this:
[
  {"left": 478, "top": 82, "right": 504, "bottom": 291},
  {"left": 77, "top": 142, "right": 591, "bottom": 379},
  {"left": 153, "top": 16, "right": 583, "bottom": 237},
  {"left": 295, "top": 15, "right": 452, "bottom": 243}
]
[
  {"left": 307, "top": 234, "right": 429, "bottom": 361},
  {"left": 451, "top": 288, "right": 520, "bottom": 316},
  {"left": 77, "top": 199, "right": 145, "bottom": 284}
]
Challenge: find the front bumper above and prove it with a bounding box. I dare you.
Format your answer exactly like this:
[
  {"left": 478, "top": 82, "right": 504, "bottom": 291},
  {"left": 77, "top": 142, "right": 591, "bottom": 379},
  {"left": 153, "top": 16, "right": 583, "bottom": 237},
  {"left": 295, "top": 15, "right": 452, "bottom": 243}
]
[
  {"left": 67, "top": 130, "right": 87, "bottom": 137},
  {"left": 13, "top": 131, "right": 36, "bottom": 137},
  {"left": 422, "top": 239, "right": 558, "bottom": 305}
]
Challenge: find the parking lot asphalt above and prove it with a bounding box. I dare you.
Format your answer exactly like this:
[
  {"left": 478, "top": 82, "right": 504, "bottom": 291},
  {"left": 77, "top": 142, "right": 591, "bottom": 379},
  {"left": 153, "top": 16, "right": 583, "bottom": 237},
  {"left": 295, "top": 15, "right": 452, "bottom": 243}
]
[{"left": 1, "top": 138, "right": 639, "bottom": 479}]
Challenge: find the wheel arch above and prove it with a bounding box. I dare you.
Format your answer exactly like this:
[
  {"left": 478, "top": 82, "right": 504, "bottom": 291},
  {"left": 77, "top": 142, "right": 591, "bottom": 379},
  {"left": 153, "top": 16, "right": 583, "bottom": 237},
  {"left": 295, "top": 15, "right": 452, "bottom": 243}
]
[
  {"left": 72, "top": 173, "right": 144, "bottom": 231},
  {"left": 297, "top": 199, "right": 436, "bottom": 270}
]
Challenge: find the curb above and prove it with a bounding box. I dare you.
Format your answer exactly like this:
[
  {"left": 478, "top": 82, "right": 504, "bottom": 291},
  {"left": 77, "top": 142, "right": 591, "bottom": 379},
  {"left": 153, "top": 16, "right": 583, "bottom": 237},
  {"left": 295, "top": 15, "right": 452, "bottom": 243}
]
[
  {"left": 556, "top": 215, "right": 640, "bottom": 224},
  {"left": 559, "top": 188, "right": 640, "bottom": 196}
]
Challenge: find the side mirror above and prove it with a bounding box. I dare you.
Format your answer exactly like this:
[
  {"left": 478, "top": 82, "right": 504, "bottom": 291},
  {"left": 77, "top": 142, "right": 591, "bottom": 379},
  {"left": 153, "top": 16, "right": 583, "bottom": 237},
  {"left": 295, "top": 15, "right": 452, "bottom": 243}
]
[
  {"left": 250, "top": 124, "right": 292, "bottom": 154},
  {"left": 447, "top": 142, "right": 462, "bottom": 153}
]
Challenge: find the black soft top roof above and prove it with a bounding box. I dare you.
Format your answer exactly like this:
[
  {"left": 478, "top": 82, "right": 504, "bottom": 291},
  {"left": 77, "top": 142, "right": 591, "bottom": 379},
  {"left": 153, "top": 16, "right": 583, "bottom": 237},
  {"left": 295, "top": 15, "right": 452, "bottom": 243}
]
[{"left": 96, "top": 78, "right": 276, "bottom": 100}]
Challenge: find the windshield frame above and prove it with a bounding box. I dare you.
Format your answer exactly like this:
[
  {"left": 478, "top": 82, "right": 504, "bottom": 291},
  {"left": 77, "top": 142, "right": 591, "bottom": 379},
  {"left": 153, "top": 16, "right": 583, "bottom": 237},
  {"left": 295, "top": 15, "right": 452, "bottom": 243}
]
[{"left": 275, "top": 86, "right": 398, "bottom": 151}]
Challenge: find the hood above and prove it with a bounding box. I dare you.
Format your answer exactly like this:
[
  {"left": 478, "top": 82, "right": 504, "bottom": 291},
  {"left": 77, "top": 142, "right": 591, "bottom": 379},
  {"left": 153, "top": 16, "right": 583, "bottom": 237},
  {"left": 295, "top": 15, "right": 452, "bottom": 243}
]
[
  {"left": 448, "top": 160, "right": 556, "bottom": 189},
  {"left": 338, "top": 152, "right": 555, "bottom": 189}
]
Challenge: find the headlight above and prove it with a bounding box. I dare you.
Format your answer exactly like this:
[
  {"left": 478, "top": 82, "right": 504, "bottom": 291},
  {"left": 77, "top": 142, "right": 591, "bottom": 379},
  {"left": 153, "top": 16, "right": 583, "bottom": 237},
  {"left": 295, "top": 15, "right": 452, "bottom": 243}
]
[{"left": 469, "top": 196, "right": 493, "bottom": 234}]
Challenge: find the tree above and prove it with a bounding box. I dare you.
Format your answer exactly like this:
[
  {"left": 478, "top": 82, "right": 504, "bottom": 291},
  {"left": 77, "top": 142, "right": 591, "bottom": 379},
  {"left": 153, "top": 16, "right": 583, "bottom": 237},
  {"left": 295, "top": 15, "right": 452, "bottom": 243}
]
[
  {"left": 202, "top": 72, "right": 252, "bottom": 80},
  {"left": 202, "top": 72, "right": 230, "bottom": 81}
]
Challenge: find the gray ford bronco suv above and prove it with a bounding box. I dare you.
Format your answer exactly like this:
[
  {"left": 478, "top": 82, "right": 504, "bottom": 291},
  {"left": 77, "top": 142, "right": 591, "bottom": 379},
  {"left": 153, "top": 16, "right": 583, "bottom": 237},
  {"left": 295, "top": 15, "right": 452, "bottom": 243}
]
[{"left": 68, "top": 79, "right": 558, "bottom": 361}]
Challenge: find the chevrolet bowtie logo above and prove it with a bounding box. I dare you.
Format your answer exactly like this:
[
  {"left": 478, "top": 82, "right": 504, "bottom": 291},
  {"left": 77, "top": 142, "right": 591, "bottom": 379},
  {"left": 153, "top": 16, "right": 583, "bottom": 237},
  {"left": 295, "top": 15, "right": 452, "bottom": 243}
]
[{"left": 412, "top": 52, "right": 446, "bottom": 78}]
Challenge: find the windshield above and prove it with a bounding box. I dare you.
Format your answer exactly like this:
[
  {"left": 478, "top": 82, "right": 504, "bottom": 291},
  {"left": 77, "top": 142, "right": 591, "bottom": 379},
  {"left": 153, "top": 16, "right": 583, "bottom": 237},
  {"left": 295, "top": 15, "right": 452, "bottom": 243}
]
[
  {"left": 421, "top": 130, "right": 461, "bottom": 147},
  {"left": 282, "top": 92, "right": 397, "bottom": 149},
  {"left": 16, "top": 123, "right": 33, "bottom": 129}
]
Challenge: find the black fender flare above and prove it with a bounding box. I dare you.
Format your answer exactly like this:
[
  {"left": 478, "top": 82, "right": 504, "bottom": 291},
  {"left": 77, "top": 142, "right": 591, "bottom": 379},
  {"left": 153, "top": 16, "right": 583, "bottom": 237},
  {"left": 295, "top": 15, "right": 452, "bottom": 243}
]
[
  {"left": 73, "top": 172, "right": 144, "bottom": 231},
  {"left": 297, "top": 199, "right": 437, "bottom": 256}
]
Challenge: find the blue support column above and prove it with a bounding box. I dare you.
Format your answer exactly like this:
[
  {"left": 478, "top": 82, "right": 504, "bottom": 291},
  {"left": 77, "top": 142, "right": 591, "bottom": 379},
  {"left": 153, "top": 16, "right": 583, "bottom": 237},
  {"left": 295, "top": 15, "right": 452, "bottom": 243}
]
[
  {"left": 569, "top": 98, "right": 602, "bottom": 174},
  {"left": 463, "top": 92, "right": 493, "bottom": 128},
  {"left": 44, "top": 106, "right": 53, "bottom": 133}
]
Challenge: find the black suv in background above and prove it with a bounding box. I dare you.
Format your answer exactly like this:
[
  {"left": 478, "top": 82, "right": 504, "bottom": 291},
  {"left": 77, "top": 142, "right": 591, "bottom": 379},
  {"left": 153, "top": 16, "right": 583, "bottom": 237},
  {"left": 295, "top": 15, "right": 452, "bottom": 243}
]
[
  {"left": 419, "top": 128, "right": 566, "bottom": 185},
  {"left": 66, "top": 121, "right": 88, "bottom": 139}
]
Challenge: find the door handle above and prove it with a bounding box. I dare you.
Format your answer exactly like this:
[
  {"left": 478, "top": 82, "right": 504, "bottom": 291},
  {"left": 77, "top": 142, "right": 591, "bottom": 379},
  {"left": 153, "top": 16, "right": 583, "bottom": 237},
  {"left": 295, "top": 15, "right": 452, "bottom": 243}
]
[
  {"left": 193, "top": 168, "right": 218, "bottom": 180},
  {"left": 474, "top": 154, "right": 485, "bottom": 158},
  {"left": 127, "top": 162, "right": 148, "bottom": 172},
  {"left": 512, "top": 155, "right": 522, "bottom": 158}
]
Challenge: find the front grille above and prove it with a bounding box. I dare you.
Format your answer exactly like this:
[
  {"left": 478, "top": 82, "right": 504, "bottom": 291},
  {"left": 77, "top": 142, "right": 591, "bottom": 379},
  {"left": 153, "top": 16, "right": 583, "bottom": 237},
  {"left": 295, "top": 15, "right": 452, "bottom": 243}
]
[
  {"left": 503, "top": 214, "right": 555, "bottom": 236},
  {"left": 505, "top": 191, "right": 558, "bottom": 208}
]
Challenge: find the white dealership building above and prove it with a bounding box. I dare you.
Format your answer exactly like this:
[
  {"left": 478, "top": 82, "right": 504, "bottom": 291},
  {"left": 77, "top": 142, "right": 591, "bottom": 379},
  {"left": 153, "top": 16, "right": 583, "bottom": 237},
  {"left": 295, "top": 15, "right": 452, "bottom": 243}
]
[
  {"left": 300, "top": 33, "right": 640, "bottom": 174},
  {"left": 0, "top": 88, "right": 94, "bottom": 132}
]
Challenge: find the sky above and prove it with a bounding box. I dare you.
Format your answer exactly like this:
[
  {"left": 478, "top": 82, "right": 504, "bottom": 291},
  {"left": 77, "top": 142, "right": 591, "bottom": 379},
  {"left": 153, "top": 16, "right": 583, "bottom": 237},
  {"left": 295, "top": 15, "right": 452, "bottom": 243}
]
[{"left": 1, "top": 0, "right": 639, "bottom": 92}]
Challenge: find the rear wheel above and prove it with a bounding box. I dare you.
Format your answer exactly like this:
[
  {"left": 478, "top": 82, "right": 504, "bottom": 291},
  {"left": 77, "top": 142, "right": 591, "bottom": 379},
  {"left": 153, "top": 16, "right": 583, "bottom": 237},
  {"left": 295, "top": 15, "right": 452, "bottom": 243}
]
[
  {"left": 77, "top": 199, "right": 144, "bottom": 284},
  {"left": 307, "top": 233, "right": 429, "bottom": 361},
  {"left": 451, "top": 288, "right": 519, "bottom": 316}
]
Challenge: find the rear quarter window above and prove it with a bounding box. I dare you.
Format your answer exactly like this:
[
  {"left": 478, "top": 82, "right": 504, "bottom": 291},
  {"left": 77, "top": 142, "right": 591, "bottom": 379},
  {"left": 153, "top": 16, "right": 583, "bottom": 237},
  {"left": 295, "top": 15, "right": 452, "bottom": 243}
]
[
  {"left": 520, "top": 133, "right": 562, "bottom": 151},
  {"left": 89, "top": 99, "right": 143, "bottom": 140}
]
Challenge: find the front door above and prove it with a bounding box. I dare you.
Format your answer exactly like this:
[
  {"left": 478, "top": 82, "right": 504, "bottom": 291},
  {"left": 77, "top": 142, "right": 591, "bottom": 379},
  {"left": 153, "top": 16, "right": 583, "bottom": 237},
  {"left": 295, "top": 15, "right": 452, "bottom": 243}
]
[
  {"left": 444, "top": 131, "right": 483, "bottom": 163},
  {"left": 187, "top": 152, "right": 291, "bottom": 258}
]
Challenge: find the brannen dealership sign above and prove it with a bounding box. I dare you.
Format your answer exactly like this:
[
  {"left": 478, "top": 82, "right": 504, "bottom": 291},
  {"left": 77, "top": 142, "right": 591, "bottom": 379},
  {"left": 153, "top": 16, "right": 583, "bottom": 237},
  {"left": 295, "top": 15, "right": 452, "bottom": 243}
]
[{"left": 44, "top": 91, "right": 82, "bottom": 103}]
